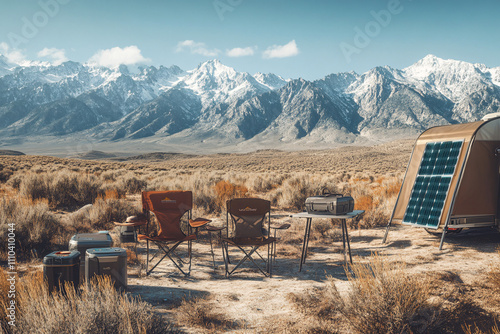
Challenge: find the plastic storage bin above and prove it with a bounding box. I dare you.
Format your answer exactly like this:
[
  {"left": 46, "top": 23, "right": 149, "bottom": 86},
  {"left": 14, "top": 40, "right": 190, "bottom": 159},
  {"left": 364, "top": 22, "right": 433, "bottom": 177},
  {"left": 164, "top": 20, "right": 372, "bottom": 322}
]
[
  {"left": 86, "top": 247, "right": 127, "bottom": 289},
  {"left": 68, "top": 231, "right": 113, "bottom": 282},
  {"left": 43, "top": 250, "right": 80, "bottom": 292}
]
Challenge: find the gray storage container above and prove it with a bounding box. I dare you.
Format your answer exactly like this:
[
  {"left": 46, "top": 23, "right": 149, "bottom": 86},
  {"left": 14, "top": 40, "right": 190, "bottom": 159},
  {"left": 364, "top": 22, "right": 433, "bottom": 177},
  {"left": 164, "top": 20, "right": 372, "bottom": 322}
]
[
  {"left": 305, "top": 193, "right": 354, "bottom": 215},
  {"left": 68, "top": 231, "right": 113, "bottom": 282},
  {"left": 43, "top": 250, "right": 80, "bottom": 292},
  {"left": 86, "top": 247, "right": 127, "bottom": 289},
  {"left": 119, "top": 225, "right": 136, "bottom": 243}
]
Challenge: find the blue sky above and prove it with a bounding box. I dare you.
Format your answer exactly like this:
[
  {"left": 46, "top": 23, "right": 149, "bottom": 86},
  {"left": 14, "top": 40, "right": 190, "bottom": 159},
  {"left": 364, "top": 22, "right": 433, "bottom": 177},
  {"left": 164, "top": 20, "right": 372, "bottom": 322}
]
[{"left": 0, "top": 0, "right": 499, "bottom": 80}]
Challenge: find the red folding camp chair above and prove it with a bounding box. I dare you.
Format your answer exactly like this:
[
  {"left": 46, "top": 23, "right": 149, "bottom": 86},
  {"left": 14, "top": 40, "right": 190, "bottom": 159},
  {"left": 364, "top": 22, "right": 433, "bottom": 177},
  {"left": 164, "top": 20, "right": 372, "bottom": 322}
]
[{"left": 137, "top": 191, "right": 210, "bottom": 276}]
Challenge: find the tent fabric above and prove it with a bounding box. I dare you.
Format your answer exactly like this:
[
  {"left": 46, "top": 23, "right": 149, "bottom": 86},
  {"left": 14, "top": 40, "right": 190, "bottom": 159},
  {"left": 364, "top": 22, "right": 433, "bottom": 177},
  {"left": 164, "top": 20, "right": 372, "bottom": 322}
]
[{"left": 391, "top": 118, "right": 500, "bottom": 228}]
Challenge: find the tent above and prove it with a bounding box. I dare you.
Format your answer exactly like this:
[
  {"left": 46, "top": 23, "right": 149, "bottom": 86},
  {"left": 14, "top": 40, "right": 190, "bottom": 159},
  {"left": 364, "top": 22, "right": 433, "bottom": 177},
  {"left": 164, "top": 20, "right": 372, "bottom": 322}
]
[{"left": 383, "top": 113, "right": 500, "bottom": 249}]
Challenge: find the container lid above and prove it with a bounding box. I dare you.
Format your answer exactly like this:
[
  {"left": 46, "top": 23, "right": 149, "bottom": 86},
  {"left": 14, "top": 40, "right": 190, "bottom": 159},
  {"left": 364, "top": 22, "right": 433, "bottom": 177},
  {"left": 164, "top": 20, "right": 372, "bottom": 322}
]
[
  {"left": 69, "top": 232, "right": 113, "bottom": 246},
  {"left": 86, "top": 247, "right": 127, "bottom": 257},
  {"left": 43, "top": 250, "right": 81, "bottom": 265}
]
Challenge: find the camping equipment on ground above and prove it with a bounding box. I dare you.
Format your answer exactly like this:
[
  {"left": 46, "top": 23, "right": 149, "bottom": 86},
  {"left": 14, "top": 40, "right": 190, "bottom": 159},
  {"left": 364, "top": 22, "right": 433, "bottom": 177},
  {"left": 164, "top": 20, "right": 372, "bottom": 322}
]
[
  {"left": 383, "top": 114, "right": 500, "bottom": 249},
  {"left": 137, "top": 191, "right": 211, "bottom": 276},
  {"left": 114, "top": 214, "right": 147, "bottom": 243},
  {"left": 305, "top": 190, "right": 354, "bottom": 215},
  {"left": 119, "top": 225, "right": 136, "bottom": 243},
  {"left": 221, "top": 198, "right": 276, "bottom": 277},
  {"left": 292, "top": 210, "right": 364, "bottom": 271},
  {"left": 85, "top": 247, "right": 127, "bottom": 289},
  {"left": 43, "top": 250, "right": 80, "bottom": 292},
  {"left": 68, "top": 231, "right": 113, "bottom": 282}
]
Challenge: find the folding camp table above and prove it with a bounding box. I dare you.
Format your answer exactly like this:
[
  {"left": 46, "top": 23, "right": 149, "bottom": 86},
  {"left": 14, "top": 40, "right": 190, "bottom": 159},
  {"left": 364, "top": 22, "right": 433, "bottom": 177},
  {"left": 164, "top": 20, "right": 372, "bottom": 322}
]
[{"left": 291, "top": 210, "right": 364, "bottom": 272}]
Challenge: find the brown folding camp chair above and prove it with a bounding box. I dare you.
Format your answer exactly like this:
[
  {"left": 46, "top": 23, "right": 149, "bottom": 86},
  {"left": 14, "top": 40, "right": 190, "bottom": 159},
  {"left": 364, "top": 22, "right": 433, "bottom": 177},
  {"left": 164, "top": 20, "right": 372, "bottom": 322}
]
[
  {"left": 137, "top": 191, "right": 210, "bottom": 276},
  {"left": 222, "top": 198, "right": 276, "bottom": 277}
]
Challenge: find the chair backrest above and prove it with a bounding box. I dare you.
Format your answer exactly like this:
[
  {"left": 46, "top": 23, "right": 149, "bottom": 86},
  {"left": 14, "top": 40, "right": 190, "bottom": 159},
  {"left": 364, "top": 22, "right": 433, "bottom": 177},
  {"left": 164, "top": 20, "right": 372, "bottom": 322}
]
[
  {"left": 142, "top": 191, "right": 192, "bottom": 239},
  {"left": 226, "top": 198, "right": 270, "bottom": 239}
]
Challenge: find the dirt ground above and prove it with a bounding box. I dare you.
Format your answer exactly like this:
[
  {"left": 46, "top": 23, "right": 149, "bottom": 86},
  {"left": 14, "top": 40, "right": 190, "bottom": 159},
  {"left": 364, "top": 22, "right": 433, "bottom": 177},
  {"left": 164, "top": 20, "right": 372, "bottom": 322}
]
[{"left": 123, "top": 216, "right": 500, "bottom": 333}]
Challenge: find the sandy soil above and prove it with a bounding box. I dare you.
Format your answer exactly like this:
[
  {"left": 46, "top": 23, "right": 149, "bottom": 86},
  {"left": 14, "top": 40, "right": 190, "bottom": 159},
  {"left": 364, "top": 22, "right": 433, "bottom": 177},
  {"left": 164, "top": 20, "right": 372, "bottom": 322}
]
[{"left": 123, "top": 217, "right": 500, "bottom": 333}]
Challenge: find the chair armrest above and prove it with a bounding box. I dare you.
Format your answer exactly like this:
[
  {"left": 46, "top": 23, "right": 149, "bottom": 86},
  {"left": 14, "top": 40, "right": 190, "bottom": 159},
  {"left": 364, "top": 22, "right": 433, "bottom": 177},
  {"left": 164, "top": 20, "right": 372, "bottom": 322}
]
[
  {"left": 113, "top": 221, "right": 148, "bottom": 227},
  {"left": 205, "top": 225, "right": 225, "bottom": 232},
  {"left": 270, "top": 223, "right": 291, "bottom": 230},
  {"left": 189, "top": 218, "right": 212, "bottom": 228}
]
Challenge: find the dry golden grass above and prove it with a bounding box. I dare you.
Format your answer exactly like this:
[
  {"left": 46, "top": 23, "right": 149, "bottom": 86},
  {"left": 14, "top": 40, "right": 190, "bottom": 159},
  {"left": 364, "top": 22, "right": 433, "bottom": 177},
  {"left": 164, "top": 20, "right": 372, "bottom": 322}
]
[
  {"left": 0, "top": 268, "right": 176, "bottom": 334},
  {"left": 489, "top": 250, "right": 500, "bottom": 292},
  {"left": 0, "top": 196, "right": 62, "bottom": 259},
  {"left": 64, "top": 196, "right": 140, "bottom": 233},
  {"left": 175, "top": 296, "right": 240, "bottom": 333},
  {"left": 284, "top": 254, "right": 499, "bottom": 334}
]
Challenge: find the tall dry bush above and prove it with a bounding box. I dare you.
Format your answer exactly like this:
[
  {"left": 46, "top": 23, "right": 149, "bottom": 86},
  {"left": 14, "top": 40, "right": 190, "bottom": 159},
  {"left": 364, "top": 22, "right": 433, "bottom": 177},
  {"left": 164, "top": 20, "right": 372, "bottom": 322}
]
[
  {"left": 277, "top": 175, "right": 339, "bottom": 210},
  {"left": 65, "top": 195, "right": 140, "bottom": 233},
  {"left": 19, "top": 171, "right": 103, "bottom": 209},
  {"left": 175, "top": 296, "right": 240, "bottom": 332},
  {"left": 287, "top": 255, "right": 443, "bottom": 334},
  {"left": 0, "top": 269, "right": 10, "bottom": 332},
  {"left": 0, "top": 196, "right": 61, "bottom": 258},
  {"left": 331, "top": 255, "right": 435, "bottom": 334},
  {"left": 116, "top": 173, "right": 148, "bottom": 194},
  {"left": 214, "top": 180, "right": 248, "bottom": 213},
  {"left": 0, "top": 269, "right": 175, "bottom": 334},
  {"left": 287, "top": 254, "right": 500, "bottom": 334},
  {"left": 349, "top": 176, "right": 402, "bottom": 228}
]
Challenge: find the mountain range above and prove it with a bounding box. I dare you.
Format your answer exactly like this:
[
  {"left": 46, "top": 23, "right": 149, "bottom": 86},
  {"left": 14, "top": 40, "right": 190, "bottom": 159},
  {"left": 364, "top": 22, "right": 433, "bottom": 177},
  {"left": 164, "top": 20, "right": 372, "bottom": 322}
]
[{"left": 0, "top": 54, "right": 499, "bottom": 154}]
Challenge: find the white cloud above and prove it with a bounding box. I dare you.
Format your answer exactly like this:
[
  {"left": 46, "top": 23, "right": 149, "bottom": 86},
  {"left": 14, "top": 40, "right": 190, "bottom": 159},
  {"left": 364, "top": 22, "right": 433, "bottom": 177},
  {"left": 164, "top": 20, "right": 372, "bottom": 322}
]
[
  {"left": 226, "top": 46, "right": 256, "bottom": 57},
  {"left": 88, "top": 45, "right": 151, "bottom": 68},
  {"left": 263, "top": 40, "right": 299, "bottom": 59},
  {"left": 176, "top": 40, "right": 220, "bottom": 57},
  {"left": 0, "top": 42, "right": 29, "bottom": 65},
  {"left": 37, "top": 47, "right": 68, "bottom": 65}
]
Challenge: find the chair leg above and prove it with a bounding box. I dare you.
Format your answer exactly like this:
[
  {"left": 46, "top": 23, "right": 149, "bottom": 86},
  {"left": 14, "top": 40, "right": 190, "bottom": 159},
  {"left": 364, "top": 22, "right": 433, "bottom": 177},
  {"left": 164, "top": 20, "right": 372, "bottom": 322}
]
[
  {"left": 226, "top": 246, "right": 269, "bottom": 277},
  {"left": 146, "top": 241, "right": 192, "bottom": 276},
  {"left": 209, "top": 232, "right": 217, "bottom": 271},
  {"left": 146, "top": 240, "right": 150, "bottom": 275},
  {"left": 222, "top": 241, "right": 229, "bottom": 278}
]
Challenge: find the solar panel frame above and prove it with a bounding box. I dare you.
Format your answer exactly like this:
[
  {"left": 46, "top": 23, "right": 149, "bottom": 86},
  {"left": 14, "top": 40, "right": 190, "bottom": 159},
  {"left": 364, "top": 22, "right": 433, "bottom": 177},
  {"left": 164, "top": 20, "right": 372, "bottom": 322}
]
[{"left": 402, "top": 140, "right": 464, "bottom": 229}]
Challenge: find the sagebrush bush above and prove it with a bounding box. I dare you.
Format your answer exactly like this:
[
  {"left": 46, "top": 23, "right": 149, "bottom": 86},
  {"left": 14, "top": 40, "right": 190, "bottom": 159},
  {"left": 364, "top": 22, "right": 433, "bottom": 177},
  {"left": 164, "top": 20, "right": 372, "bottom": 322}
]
[
  {"left": 19, "top": 171, "right": 103, "bottom": 209},
  {"left": 117, "top": 173, "right": 148, "bottom": 194},
  {"left": 331, "top": 255, "right": 435, "bottom": 334},
  {"left": 277, "top": 176, "right": 329, "bottom": 210},
  {"left": 0, "top": 270, "right": 176, "bottom": 334},
  {"left": 175, "top": 296, "right": 240, "bottom": 332},
  {"left": 0, "top": 164, "right": 13, "bottom": 183},
  {"left": 65, "top": 196, "right": 140, "bottom": 232},
  {"left": 0, "top": 196, "right": 61, "bottom": 258},
  {"left": 214, "top": 180, "right": 248, "bottom": 213}
]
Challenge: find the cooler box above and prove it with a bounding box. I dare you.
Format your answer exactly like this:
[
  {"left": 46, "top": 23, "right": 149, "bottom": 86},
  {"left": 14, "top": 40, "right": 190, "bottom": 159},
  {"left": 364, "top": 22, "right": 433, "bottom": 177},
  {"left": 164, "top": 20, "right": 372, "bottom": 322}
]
[
  {"left": 68, "top": 231, "right": 113, "bottom": 282},
  {"left": 86, "top": 247, "right": 127, "bottom": 289},
  {"left": 43, "top": 250, "right": 80, "bottom": 292}
]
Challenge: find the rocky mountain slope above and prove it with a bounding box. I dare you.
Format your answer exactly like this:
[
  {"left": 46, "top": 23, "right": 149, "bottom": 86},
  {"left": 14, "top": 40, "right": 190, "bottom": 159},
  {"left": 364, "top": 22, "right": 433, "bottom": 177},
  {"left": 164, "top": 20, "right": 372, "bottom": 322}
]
[{"left": 0, "top": 54, "right": 499, "bottom": 152}]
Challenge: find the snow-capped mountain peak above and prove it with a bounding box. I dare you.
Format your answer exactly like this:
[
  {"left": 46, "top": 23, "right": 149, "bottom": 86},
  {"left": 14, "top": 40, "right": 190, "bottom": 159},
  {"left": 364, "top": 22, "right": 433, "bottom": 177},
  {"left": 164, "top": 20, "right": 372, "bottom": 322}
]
[
  {"left": 253, "top": 72, "right": 288, "bottom": 90},
  {"left": 175, "top": 59, "right": 270, "bottom": 105},
  {"left": 0, "top": 54, "right": 499, "bottom": 152}
]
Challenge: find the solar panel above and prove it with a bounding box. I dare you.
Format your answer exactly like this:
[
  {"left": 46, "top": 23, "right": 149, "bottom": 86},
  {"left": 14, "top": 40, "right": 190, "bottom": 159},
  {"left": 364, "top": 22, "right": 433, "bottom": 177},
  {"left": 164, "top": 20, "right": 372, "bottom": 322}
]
[{"left": 402, "top": 140, "right": 463, "bottom": 228}]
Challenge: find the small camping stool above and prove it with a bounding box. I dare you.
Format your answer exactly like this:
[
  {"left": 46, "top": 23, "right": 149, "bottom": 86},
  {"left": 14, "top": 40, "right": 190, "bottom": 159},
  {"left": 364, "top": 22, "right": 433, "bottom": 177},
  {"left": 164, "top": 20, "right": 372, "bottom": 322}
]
[{"left": 270, "top": 223, "right": 291, "bottom": 262}]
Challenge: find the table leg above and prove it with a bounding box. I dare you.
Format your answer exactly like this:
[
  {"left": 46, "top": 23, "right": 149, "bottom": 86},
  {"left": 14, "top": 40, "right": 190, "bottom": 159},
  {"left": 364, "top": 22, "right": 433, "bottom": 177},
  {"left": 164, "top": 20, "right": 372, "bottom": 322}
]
[
  {"left": 299, "top": 218, "right": 312, "bottom": 272},
  {"left": 343, "top": 219, "right": 353, "bottom": 264}
]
